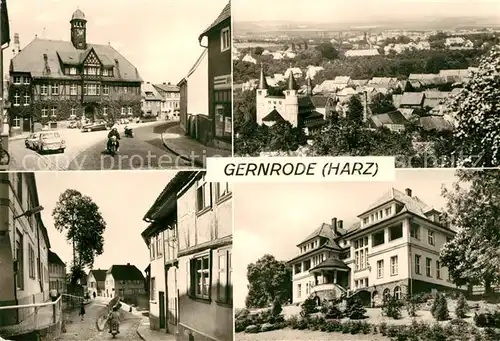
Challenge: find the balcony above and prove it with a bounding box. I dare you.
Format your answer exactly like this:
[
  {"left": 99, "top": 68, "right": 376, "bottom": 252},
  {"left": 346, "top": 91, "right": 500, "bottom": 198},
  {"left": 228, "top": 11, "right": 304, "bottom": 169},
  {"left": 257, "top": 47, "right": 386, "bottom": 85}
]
[{"left": 311, "top": 283, "right": 347, "bottom": 301}]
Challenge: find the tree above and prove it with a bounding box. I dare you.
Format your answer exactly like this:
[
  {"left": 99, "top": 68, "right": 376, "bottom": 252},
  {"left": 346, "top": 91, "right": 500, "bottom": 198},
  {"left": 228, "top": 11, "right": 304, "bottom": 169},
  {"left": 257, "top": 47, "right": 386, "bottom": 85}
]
[
  {"left": 455, "top": 293, "right": 469, "bottom": 318},
  {"left": 52, "top": 189, "right": 106, "bottom": 285},
  {"left": 315, "top": 42, "right": 339, "bottom": 60},
  {"left": 369, "top": 93, "right": 396, "bottom": 114},
  {"left": 346, "top": 95, "right": 365, "bottom": 125},
  {"left": 345, "top": 296, "right": 366, "bottom": 320},
  {"left": 266, "top": 121, "right": 307, "bottom": 152},
  {"left": 450, "top": 47, "right": 500, "bottom": 166},
  {"left": 254, "top": 46, "right": 264, "bottom": 56},
  {"left": 431, "top": 293, "right": 449, "bottom": 321},
  {"left": 245, "top": 254, "right": 292, "bottom": 308},
  {"left": 440, "top": 170, "right": 500, "bottom": 294}
]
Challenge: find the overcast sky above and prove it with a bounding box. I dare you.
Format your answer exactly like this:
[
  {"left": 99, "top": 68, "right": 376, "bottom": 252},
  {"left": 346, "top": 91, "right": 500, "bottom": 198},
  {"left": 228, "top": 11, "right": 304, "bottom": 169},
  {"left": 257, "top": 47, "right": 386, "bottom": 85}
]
[
  {"left": 36, "top": 171, "right": 176, "bottom": 275},
  {"left": 233, "top": 0, "right": 500, "bottom": 23},
  {"left": 233, "top": 169, "right": 461, "bottom": 308},
  {"left": 2, "top": 0, "right": 227, "bottom": 83}
]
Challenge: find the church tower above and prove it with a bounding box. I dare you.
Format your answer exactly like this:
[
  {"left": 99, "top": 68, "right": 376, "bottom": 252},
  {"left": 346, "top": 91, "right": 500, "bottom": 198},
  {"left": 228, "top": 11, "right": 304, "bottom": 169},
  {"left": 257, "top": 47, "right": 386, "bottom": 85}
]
[
  {"left": 256, "top": 64, "right": 268, "bottom": 125},
  {"left": 284, "top": 70, "right": 299, "bottom": 127},
  {"left": 70, "top": 9, "right": 87, "bottom": 49}
]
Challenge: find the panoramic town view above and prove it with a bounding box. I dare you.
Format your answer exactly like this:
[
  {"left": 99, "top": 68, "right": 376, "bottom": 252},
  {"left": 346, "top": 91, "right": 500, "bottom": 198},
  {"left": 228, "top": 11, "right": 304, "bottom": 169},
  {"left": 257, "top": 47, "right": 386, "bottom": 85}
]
[
  {"left": 234, "top": 169, "right": 500, "bottom": 341},
  {"left": 0, "top": 171, "right": 233, "bottom": 341},
  {"left": 0, "top": 0, "right": 231, "bottom": 171},
  {"left": 233, "top": 0, "right": 500, "bottom": 167}
]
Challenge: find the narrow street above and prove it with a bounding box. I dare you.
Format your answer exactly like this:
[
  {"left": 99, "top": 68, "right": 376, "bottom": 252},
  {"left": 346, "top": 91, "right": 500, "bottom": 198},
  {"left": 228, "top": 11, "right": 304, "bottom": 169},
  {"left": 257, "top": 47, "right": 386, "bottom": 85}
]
[
  {"left": 59, "top": 300, "right": 143, "bottom": 341},
  {"left": 7, "top": 121, "right": 193, "bottom": 171}
]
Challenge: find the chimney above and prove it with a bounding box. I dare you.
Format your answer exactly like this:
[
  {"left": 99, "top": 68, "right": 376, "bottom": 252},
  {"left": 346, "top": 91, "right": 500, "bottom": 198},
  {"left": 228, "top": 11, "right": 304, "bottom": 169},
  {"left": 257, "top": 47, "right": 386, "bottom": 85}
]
[
  {"left": 363, "top": 90, "right": 368, "bottom": 122},
  {"left": 405, "top": 188, "right": 412, "bottom": 197},
  {"left": 14, "top": 33, "right": 20, "bottom": 54},
  {"left": 332, "top": 217, "right": 338, "bottom": 234},
  {"left": 337, "top": 220, "right": 343, "bottom": 231},
  {"left": 168, "top": 82, "right": 171, "bottom": 85},
  {"left": 126, "top": 263, "right": 130, "bottom": 266},
  {"left": 163, "top": 82, "right": 166, "bottom": 85}
]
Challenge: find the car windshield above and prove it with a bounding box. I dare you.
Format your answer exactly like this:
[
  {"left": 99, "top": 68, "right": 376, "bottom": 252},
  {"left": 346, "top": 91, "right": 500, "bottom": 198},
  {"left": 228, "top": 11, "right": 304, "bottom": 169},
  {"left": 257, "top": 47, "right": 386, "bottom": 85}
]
[{"left": 41, "top": 132, "right": 60, "bottom": 139}]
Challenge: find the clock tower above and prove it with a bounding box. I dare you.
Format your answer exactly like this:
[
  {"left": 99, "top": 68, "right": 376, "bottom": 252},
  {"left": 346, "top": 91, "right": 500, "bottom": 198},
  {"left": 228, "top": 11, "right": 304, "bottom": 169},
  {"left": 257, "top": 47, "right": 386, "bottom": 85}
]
[{"left": 70, "top": 9, "right": 87, "bottom": 50}]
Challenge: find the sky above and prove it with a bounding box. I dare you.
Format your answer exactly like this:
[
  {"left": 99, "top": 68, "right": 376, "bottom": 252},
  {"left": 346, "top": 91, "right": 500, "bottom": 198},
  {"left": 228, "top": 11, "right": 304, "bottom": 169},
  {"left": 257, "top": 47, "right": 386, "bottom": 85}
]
[
  {"left": 2, "top": 0, "right": 228, "bottom": 84},
  {"left": 35, "top": 171, "right": 177, "bottom": 276},
  {"left": 233, "top": 0, "right": 500, "bottom": 23},
  {"left": 233, "top": 169, "right": 461, "bottom": 308}
]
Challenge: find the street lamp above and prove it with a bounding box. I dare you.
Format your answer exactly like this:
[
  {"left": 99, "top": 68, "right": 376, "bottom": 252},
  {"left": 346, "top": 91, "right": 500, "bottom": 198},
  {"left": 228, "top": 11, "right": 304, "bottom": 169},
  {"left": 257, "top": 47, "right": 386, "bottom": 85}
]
[{"left": 13, "top": 205, "right": 44, "bottom": 220}]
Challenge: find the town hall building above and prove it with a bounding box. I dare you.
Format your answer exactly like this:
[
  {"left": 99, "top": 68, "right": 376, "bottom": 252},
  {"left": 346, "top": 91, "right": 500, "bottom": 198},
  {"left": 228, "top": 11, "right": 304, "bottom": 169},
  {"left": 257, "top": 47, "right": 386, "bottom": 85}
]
[
  {"left": 289, "top": 187, "right": 459, "bottom": 307},
  {"left": 8, "top": 9, "right": 142, "bottom": 135}
]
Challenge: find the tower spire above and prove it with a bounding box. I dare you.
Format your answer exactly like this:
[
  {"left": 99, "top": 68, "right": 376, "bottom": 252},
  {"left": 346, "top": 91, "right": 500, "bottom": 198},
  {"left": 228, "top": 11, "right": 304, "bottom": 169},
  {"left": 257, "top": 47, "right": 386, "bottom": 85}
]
[
  {"left": 306, "top": 74, "right": 313, "bottom": 96},
  {"left": 258, "top": 63, "right": 268, "bottom": 90},
  {"left": 287, "top": 68, "right": 298, "bottom": 91}
]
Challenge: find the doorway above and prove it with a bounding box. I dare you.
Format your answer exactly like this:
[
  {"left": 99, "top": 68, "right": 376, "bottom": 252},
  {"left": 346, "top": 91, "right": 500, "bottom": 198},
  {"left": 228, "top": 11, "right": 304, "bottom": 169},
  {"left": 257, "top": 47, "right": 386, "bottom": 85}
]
[
  {"left": 84, "top": 106, "right": 95, "bottom": 122},
  {"left": 159, "top": 291, "right": 166, "bottom": 329}
]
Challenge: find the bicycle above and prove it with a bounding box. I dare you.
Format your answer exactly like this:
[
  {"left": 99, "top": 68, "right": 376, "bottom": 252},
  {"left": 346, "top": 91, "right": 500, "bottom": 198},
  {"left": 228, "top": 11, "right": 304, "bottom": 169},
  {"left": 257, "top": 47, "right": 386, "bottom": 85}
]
[{"left": 0, "top": 136, "right": 11, "bottom": 166}]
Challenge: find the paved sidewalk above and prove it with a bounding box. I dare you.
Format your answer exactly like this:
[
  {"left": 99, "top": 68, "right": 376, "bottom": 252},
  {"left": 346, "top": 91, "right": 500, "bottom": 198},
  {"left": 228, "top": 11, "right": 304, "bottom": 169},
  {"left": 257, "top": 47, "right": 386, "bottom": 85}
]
[
  {"left": 161, "top": 124, "right": 231, "bottom": 167},
  {"left": 0, "top": 301, "right": 58, "bottom": 337},
  {"left": 136, "top": 318, "right": 175, "bottom": 341}
]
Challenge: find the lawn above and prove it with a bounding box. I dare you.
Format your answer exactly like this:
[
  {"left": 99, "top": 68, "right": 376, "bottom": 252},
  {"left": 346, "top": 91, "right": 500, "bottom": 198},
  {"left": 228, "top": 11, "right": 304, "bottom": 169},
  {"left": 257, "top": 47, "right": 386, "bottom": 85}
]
[{"left": 236, "top": 328, "right": 389, "bottom": 341}]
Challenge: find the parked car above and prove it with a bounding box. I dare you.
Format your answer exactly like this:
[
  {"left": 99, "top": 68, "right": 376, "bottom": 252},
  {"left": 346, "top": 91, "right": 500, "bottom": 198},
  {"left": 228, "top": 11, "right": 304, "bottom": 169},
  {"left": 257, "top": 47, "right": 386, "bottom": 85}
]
[
  {"left": 25, "top": 132, "right": 41, "bottom": 149},
  {"left": 68, "top": 121, "right": 78, "bottom": 129},
  {"left": 37, "top": 131, "right": 65, "bottom": 153},
  {"left": 82, "top": 120, "right": 108, "bottom": 132}
]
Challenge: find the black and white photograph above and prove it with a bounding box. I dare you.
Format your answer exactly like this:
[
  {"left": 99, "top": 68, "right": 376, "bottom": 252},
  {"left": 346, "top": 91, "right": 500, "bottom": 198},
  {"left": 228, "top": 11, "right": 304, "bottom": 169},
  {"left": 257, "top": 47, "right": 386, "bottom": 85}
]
[
  {"left": 233, "top": 0, "right": 500, "bottom": 168},
  {"left": 233, "top": 169, "right": 500, "bottom": 340},
  {"left": 0, "top": 171, "right": 233, "bottom": 341},
  {"left": 0, "top": 0, "right": 232, "bottom": 171}
]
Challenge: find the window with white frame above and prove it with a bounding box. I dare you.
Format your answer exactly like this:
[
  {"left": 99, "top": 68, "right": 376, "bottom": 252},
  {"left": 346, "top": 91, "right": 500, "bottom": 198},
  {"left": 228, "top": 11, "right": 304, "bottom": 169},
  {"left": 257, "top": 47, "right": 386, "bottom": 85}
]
[
  {"left": 297, "top": 284, "right": 301, "bottom": 298},
  {"left": 428, "top": 230, "right": 435, "bottom": 246},
  {"left": 390, "top": 256, "right": 398, "bottom": 276},
  {"left": 354, "top": 237, "right": 369, "bottom": 271},
  {"left": 217, "top": 248, "right": 232, "bottom": 304},
  {"left": 42, "top": 107, "right": 48, "bottom": 118},
  {"left": 41, "top": 84, "right": 48, "bottom": 95},
  {"left": 23, "top": 93, "right": 30, "bottom": 105},
  {"left": 70, "top": 108, "right": 76, "bottom": 119},
  {"left": 411, "top": 222, "right": 420, "bottom": 239},
  {"left": 51, "top": 84, "right": 59, "bottom": 95},
  {"left": 415, "top": 255, "right": 421, "bottom": 274},
  {"left": 70, "top": 84, "right": 77, "bottom": 95},
  {"left": 69, "top": 67, "right": 77, "bottom": 75},
  {"left": 426, "top": 258, "right": 432, "bottom": 277},
  {"left": 216, "top": 182, "right": 231, "bottom": 200},
  {"left": 220, "top": 26, "right": 230, "bottom": 52},
  {"left": 436, "top": 260, "right": 441, "bottom": 279},
  {"left": 51, "top": 106, "right": 57, "bottom": 117},
  {"left": 193, "top": 254, "right": 210, "bottom": 299},
  {"left": 28, "top": 244, "right": 35, "bottom": 279},
  {"left": 127, "top": 107, "right": 132, "bottom": 115},
  {"left": 377, "top": 259, "right": 384, "bottom": 278},
  {"left": 13, "top": 91, "right": 20, "bottom": 106},
  {"left": 394, "top": 286, "right": 401, "bottom": 300},
  {"left": 103, "top": 107, "right": 108, "bottom": 116},
  {"left": 121, "top": 107, "right": 126, "bottom": 116},
  {"left": 103, "top": 84, "right": 109, "bottom": 95},
  {"left": 196, "top": 176, "right": 211, "bottom": 212},
  {"left": 13, "top": 76, "right": 21, "bottom": 84},
  {"left": 156, "top": 234, "right": 162, "bottom": 257}
]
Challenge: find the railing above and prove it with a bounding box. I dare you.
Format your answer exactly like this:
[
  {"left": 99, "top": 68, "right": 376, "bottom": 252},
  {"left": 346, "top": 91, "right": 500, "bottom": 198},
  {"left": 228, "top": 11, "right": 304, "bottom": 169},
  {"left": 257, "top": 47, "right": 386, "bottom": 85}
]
[{"left": 0, "top": 295, "right": 62, "bottom": 337}]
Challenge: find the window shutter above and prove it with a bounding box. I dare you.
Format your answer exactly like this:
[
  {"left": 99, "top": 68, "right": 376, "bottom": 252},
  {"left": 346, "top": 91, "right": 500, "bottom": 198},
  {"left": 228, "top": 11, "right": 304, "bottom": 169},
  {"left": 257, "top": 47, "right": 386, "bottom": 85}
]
[
  {"left": 208, "top": 250, "right": 213, "bottom": 300},
  {"left": 189, "top": 259, "right": 195, "bottom": 297}
]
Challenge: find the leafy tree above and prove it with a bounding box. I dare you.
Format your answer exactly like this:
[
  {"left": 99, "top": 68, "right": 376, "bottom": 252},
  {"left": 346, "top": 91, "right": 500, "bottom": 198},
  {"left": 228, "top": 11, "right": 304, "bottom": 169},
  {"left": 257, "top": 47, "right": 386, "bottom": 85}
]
[
  {"left": 245, "top": 254, "right": 292, "bottom": 308},
  {"left": 455, "top": 293, "right": 469, "bottom": 318},
  {"left": 315, "top": 42, "right": 339, "bottom": 60},
  {"left": 449, "top": 47, "right": 500, "bottom": 166},
  {"left": 300, "top": 296, "right": 317, "bottom": 317},
  {"left": 369, "top": 93, "right": 396, "bottom": 114},
  {"left": 440, "top": 170, "right": 500, "bottom": 294},
  {"left": 346, "top": 95, "right": 365, "bottom": 125},
  {"left": 382, "top": 295, "right": 403, "bottom": 319},
  {"left": 254, "top": 46, "right": 264, "bottom": 56},
  {"left": 267, "top": 121, "right": 307, "bottom": 152},
  {"left": 431, "top": 293, "right": 449, "bottom": 321},
  {"left": 52, "top": 189, "right": 106, "bottom": 285}
]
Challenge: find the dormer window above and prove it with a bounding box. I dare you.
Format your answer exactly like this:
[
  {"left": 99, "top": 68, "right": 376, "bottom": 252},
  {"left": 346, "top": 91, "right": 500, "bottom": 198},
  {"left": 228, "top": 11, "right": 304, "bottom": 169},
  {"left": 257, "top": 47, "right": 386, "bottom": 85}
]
[{"left": 69, "top": 67, "right": 77, "bottom": 75}]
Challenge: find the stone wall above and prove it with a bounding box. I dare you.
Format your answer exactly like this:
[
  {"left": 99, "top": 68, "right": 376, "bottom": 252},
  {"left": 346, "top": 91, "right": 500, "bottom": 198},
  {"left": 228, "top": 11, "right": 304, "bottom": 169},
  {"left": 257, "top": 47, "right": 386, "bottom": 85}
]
[{"left": 177, "top": 323, "right": 217, "bottom": 341}]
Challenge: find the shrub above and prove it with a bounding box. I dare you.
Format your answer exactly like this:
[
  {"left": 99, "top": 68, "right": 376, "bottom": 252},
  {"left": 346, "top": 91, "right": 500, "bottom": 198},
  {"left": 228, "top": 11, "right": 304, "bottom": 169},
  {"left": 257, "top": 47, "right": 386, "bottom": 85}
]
[
  {"left": 271, "top": 299, "right": 283, "bottom": 316},
  {"left": 383, "top": 295, "right": 404, "bottom": 319},
  {"left": 260, "top": 323, "right": 275, "bottom": 332},
  {"left": 423, "top": 323, "right": 447, "bottom": 341},
  {"left": 379, "top": 322, "right": 388, "bottom": 336},
  {"left": 431, "top": 293, "right": 449, "bottom": 321},
  {"left": 474, "top": 310, "right": 500, "bottom": 328},
  {"left": 322, "top": 319, "right": 342, "bottom": 332},
  {"left": 405, "top": 295, "right": 421, "bottom": 317},
  {"left": 345, "top": 296, "right": 367, "bottom": 320},
  {"left": 300, "top": 296, "right": 317, "bottom": 317},
  {"left": 321, "top": 300, "right": 344, "bottom": 319},
  {"left": 360, "top": 321, "right": 371, "bottom": 334},
  {"left": 455, "top": 293, "right": 469, "bottom": 318},
  {"left": 307, "top": 316, "right": 326, "bottom": 331},
  {"left": 244, "top": 325, "right": 260, "bottom": 333}
]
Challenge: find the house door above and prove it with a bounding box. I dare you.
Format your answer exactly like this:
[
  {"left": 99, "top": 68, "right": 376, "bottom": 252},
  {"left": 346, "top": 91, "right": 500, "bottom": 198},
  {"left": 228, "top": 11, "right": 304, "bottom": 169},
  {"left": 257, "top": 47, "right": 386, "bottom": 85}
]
[
  {"left": 159, "top": 291, "right": 166, "bottom": 329},
  {"left": 84, "top": 106, "right": 95, "bottom": 122},
  {"left": 22, "top": 117, "right": 31, "bottom": 132}
]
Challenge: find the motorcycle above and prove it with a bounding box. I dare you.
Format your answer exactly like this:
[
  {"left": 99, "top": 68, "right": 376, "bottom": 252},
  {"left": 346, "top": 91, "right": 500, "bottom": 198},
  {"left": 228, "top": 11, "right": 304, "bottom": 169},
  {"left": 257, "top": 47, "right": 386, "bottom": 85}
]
[
  {"left": 124, "top": 127, "right": 134, "bottom": 138},
  {"left": 107, "top": 135, "right": 118, "bottom": 156},
  {"left": 110, "top": 320, "right": 119, "bottom": 338}
]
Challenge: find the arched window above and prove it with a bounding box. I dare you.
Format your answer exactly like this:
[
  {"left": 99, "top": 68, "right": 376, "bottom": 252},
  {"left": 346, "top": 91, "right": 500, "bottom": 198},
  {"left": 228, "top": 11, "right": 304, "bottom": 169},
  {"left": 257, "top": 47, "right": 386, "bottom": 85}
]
[
  {"left": 383, "top": 288, "right": 391, "bottom": 300},
  {"left": 394, "top": 286, "right": 401, "bottom": 300}
]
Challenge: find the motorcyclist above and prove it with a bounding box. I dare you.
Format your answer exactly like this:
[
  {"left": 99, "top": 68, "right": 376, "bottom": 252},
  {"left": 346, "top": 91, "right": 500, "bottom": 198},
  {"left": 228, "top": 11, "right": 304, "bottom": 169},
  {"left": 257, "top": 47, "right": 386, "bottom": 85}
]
[
  {"left": 107, "top": 127, "right": 120, "bottom": 152},
  {"left": 108, "top": 305, "right": 120, "bottom": 334},
  {"left": 124, "top": 125, "right": 132, "bottom": 136}
]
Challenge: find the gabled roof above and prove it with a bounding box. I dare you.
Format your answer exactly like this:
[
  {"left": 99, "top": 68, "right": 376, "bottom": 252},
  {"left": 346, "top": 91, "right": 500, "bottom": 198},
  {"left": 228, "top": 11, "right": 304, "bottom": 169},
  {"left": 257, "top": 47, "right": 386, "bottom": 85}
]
[
  {"left": 142, "top": 83, "right": 163, "bottom": 101},
  {"left": 11, "top": 38, "right": 142, "bottom": 82},
  {"left": 310, "top": 258, "right": 349, "bottom": 271},
  {"left": 89, "top": 269, "right": 107, "bottom": 282},
  {"left": 262, "top": 109, "right": 285, "bottom": 122},
  {"left": 419, "top": 116, "right": 454, "bottom": 131},
  {"left": 400, "top": 92, "right": 425, "bottom": 106},
  {"left": 370, "top": 111, "right": 407, "bottom": 127},
  {"left": 153, "top": 83, "right": 180, "bottom": 93},
  {"left": 108, "top": 264, "right": 145, "bottom": 281},
  {"left": 48, "top": 250, "right": 65, "bottom": 267},
  {"left": 333, "top": 76, "right": 351, "bottom": 84},
  {"left": 198, "top": 2, "right": 231, "bottom": 41}
]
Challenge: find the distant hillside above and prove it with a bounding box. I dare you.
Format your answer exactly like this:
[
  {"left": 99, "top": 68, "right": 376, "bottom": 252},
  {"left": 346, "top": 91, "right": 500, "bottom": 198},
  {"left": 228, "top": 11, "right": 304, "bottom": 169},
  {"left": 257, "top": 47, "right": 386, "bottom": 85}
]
[{"left": 234, "top": 16, "right": 500, "bottom": 36}]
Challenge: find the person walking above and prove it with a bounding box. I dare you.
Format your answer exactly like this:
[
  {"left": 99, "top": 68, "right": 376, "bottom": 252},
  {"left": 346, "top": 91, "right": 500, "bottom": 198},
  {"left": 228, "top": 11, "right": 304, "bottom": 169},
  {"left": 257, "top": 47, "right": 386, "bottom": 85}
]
[{"left": 79, "top": 301, "right": 85, "bottom": 321}]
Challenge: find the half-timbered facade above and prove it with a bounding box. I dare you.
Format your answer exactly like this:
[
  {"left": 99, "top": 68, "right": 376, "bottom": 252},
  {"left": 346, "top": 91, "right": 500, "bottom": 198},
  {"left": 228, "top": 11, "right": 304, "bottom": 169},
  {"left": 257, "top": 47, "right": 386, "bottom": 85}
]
[{"left": 8, "top": 9, "right": 142, "bottom": 134}]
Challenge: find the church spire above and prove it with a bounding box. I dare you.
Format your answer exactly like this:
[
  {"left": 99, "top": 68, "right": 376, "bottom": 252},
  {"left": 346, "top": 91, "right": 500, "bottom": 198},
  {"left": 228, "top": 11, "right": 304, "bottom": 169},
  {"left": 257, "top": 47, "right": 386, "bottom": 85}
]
[
  {"left": 287, "top": 68, "right": 298, "bottom": 91},
  {"left": 258, "top": 63, "right": 268, "bottom": 90}
]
